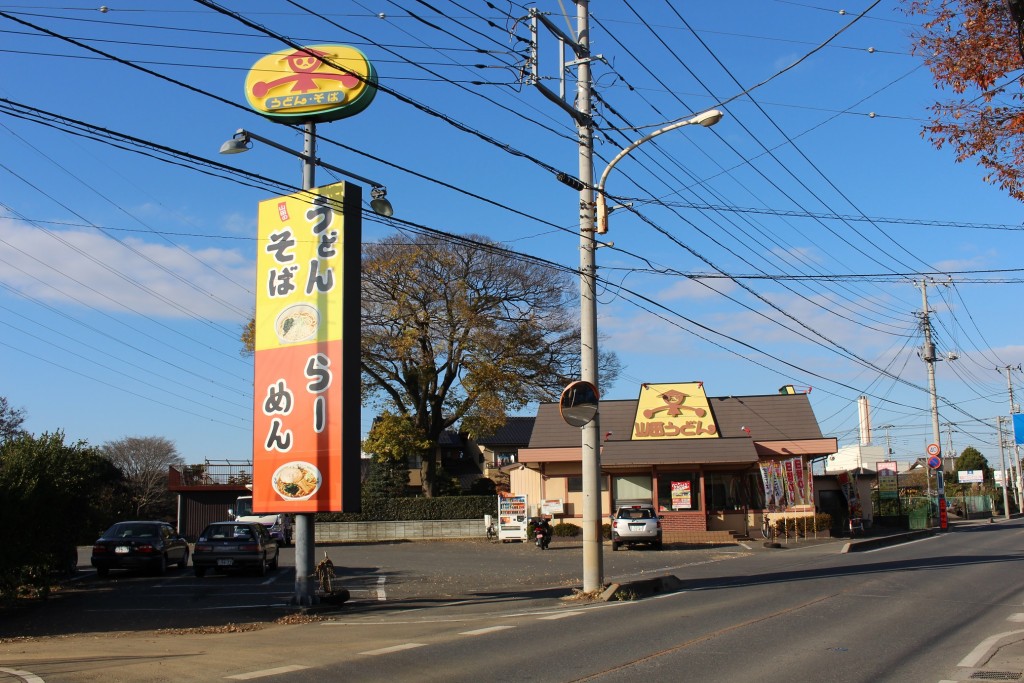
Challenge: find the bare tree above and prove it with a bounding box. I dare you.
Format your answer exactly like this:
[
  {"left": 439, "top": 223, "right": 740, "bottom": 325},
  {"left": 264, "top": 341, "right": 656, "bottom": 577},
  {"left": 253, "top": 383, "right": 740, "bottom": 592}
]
[
  {"left": 362, "top": 234, "right": 620, "bottom": 496},
  {"left": 101, "top": 436, "right": 184, "bottom": 518}
]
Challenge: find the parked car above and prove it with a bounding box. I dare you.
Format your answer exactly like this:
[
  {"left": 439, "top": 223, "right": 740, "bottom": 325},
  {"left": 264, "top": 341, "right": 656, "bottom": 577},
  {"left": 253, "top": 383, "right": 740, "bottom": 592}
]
[
  {"left": 192, "top": 521, "right": 279, "bottom": 577},
  {"left": 610, "top": 502, "right": 663, "bottom": 551},
  {"left": 91, "top": 521, "right": 190, "bottom": 577}
]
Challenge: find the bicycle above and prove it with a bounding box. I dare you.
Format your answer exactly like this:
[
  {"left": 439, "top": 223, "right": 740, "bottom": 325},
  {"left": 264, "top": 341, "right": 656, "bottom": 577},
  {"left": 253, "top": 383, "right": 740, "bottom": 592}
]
[
  {"left": 485, "top": 522, "right": 497, "bottom": 541},
  {"left": 761, "top": 512, "right": 775, "bottom": 542}
]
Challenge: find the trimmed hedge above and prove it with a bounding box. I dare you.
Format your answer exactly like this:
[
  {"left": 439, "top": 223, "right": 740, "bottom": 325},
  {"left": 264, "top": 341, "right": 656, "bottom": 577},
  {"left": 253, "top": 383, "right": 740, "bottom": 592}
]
[{"left": 316, "top": 495, "right": 498, "bottom": 522}]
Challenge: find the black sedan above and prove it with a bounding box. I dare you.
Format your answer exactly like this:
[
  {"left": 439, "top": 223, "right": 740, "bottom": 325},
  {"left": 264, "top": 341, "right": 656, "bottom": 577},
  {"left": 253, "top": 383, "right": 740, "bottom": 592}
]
[
  {"left": 91, "top": 521, "right": 190, "bottom": 577},
  {"left": 192, "top": 521, "right": 279, "bottom": 577}
]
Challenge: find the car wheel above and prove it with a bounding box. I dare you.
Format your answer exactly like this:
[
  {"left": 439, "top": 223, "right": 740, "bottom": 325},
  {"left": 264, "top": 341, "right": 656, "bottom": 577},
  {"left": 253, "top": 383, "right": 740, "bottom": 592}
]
[
  {"left": 611, "top": 541, "right": 620, "bottom": 551},
  {"left": 257, "top": 553, "right": 268, "bottom": 577},
  {"left": 178, "top": 549, "right": 190, "bottom": 569},
  {"left": 268, "top": 551, "right": 279, "bottom": 570},
  {"left": 96, "top": 566, "right": 109, "bottom": 578},
  {"left": 194, "top": 566, "right": 206, "bottom": 578},
  {"left": 153, "top": 554, "right": 167, "bottom": 576}
]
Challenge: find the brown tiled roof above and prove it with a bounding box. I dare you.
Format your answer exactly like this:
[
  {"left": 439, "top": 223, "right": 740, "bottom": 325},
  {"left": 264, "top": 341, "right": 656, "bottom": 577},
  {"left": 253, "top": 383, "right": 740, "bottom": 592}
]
[{"left": 526, "top": 392, "right": 832, "bottom": 466}]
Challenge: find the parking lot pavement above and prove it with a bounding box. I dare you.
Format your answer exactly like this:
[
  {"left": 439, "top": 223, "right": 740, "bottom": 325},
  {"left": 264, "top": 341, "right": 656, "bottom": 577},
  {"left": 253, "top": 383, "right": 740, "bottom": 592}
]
[{"left": 1, "top": 536, "right": 822, "bottom": 641}]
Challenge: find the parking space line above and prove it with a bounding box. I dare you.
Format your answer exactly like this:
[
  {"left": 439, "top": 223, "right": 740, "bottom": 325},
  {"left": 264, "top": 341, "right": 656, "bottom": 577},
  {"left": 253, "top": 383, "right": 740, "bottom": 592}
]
[
  {"left": 358, "top": 643, "right": 425, "bottom": 656},
  {"left": 225, "top": 664, "right": 310, "bottom": 679},
  {"left": 377, "top": 576, "right": 387, "bottom": 601},
  {"left": 459, "top": 625, "right": 516, "bottom": 636}
]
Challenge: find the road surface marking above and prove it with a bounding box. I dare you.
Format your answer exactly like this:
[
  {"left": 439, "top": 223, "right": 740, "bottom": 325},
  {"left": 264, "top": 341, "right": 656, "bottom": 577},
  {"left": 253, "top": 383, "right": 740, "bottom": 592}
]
[
  {"left": 958, "top": 629, "right": 1024, "bottom": 668},
  {"left": 358, "top": 643, "right": 426, "bottom": 656},
  {"left": 0, "top": 667, "right": 44, "bottom": 683},
  {"left": 459, "top": 625, "right": 516, "bottom": 636},
  {"left": 377, "top": 575, "right": 387, "bottom": 601},
  {"left": 538, "top": 611, "right": 586, "bottom": 620},
  {"left": 1008, "top": 613, "right": 1024, "bottom": 622},
  {"left": 225, "top": 665, "right": 310, "bottom": 679}
]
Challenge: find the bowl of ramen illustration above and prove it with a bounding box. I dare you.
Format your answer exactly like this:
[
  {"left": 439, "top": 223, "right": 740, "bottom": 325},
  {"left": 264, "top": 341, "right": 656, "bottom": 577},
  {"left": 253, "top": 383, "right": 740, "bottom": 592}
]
[
  {"left": 275, "top": 303, "right": 319, "bottom": 344},
  {"left": 272, "top": 461, "right": 322, "bottom": 501}
]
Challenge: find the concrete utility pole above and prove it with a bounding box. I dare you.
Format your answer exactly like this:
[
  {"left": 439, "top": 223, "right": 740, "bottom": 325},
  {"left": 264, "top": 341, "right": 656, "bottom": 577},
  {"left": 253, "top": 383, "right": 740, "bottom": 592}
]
[
  {"left": 997, "top": 416, "right": 1011, "bottom": 520},
  {"left": 918, "top": 280, "right": 940, "bottom": 501},
  {"left": 528, "top": 2, "right": 603, "bottom": 593},
  {"left": 573, "top": 0, "right": 604, "bottom": 594},
  {"left": 1000, "top": 365, "right": 1024, "bottom": 511}
]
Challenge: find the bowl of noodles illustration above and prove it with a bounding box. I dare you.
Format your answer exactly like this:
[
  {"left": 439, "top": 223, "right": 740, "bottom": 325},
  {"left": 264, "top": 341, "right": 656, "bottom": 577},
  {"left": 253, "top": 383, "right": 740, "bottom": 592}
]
[
  {"left": 272, "top": 461, "right": 322, "bottom": 501},
  {"left": 275, "top": 303, "right": 319, "bottom": 344}
]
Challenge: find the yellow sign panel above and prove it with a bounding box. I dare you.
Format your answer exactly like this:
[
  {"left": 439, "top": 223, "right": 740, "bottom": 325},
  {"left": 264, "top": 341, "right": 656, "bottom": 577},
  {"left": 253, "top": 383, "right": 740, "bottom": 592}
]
[
  {"left": 632, "top": 382, "right": 718, "bottom": 440},
  {"left": 254, "top": 184, "right": 346, "bottom": 351},
  {"left": 244, "top": 44, "right": 377, "bottom": 124}
]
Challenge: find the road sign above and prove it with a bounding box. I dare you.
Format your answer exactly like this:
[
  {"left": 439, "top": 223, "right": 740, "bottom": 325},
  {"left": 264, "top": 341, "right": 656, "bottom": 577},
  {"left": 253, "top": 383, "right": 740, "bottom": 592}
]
[
  {"left": 926, "top": 443, "right": 941, "bottom": 456},
  {"left": 927, "top": 454, "right": 942, "bottom": 470}
]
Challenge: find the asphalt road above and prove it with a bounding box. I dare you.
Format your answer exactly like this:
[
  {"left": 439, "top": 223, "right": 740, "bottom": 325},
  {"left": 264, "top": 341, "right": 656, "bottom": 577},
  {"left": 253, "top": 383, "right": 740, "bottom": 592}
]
[{"left": 8, "top": 525, "right": 1024, "bottom": 682}]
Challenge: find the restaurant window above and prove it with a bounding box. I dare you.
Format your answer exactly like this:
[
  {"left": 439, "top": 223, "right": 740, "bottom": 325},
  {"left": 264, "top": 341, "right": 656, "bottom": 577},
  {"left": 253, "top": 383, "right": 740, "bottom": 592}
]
[
  {"left": 568, "top": 476, "right": 608, "bottom": 492},
  {"left": 656, "top": 472, "right": 701, "bottom": 512},
  {"left": 612, "top": 475, "right": 652, "bottom": 504},
  {"left": 704, "top": 471, "right": 764, "bottom": 511}
]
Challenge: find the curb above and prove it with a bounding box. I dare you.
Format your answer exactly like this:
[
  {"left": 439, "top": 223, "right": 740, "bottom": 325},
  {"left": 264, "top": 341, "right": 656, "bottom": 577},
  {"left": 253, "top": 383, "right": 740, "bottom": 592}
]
[
  {"left": 841, "top": 529, "right": 935, "bottom": 553},
  {"left": 600, "top": 574, "right": 682, "bottom": 601}
]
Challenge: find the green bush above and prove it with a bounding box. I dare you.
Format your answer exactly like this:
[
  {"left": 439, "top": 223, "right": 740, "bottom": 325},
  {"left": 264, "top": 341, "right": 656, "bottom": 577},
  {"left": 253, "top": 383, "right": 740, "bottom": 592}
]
[
  {"left": 602, "top": 522, "right": 611, "bottom": 539},
  {"left": 317, "top": 495, "right": 498, "bottom": 522},
  {"left": 552, "top": 522, "right": 581, "bottom": 537}
]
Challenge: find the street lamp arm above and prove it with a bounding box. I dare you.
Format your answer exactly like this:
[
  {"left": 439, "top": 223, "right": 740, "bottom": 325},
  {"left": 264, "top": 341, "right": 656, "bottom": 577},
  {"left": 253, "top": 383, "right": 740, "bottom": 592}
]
[
  {"left": 595, "top": 109, "right": 723, "bottom": 234},
  {"left": 223, "top": 128, "right": 386, "bottom": 190}
]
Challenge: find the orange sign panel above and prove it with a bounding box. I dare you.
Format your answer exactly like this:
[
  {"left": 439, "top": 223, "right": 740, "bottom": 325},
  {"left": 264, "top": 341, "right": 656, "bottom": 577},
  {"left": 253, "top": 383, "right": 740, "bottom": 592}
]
[{"left": 632, "top": 382, "right": 718, "bottom": 440}]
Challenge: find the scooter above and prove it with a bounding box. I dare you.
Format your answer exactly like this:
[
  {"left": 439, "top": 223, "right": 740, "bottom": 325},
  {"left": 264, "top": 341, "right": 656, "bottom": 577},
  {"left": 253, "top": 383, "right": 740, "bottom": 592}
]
[{"left": 534, "top": 522, "right": 551, "bottom": 550}]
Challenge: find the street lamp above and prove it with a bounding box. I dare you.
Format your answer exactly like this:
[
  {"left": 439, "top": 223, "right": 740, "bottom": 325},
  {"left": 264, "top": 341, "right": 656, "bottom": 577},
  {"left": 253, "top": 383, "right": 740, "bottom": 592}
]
[
  {"left": 219, "top": 128, "right": 394, "bottom": 217},
  {"left": 595, "top": 109, "right": 723, "bottom": 233},
  {"left": 577, "top": 108, "right": 723, "bottom": 592}
]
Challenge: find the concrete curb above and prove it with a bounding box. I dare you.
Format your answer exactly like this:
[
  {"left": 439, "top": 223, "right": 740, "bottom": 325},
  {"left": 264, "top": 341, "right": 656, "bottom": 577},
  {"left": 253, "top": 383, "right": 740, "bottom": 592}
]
[
  {"left": 600, "top": 574, "right": 683, "bottom": 601},
  {"left": 840, "top": 529, "right": 935, "bottom": 553}
]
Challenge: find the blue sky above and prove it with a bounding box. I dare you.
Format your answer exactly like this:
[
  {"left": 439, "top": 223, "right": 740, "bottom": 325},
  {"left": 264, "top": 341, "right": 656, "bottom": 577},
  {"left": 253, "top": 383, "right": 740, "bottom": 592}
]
[{"left": 1, "top": 1, "right": 1022, "bottom": 471}]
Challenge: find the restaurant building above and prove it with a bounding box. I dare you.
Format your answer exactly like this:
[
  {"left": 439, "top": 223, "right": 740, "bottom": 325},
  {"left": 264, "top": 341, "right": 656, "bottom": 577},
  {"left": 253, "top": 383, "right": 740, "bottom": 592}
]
[{"left": 510, "top": 382, "right": 838, "bottom": 541}]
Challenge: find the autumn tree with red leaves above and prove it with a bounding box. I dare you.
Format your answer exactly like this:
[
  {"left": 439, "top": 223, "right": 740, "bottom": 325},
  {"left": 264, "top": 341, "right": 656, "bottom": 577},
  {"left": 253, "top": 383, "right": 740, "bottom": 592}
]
[{"left": 905, "top": 0, "right": 1024, "bottom": 199}]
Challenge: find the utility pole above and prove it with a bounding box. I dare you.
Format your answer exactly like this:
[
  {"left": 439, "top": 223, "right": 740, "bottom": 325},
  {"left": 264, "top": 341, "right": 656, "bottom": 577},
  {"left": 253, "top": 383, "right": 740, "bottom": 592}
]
[
  {"left": 1000, "top": 365, "right": 1023, "bottom": 511},
  {"left": 528, "top": 2, "right": 603, "bottom": 592},
  {"left": 997, "top": 416, "right": 1011, "bottom": 520},
  {"left": 918, "top": 279, "right": 948, "bottom": 529}
]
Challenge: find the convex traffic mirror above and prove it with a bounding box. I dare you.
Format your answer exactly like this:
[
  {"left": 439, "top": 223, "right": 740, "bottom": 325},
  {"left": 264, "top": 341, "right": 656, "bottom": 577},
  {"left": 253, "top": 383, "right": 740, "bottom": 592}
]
[{"left": 559, "top": 380, "right": 599, "bottom": 427}]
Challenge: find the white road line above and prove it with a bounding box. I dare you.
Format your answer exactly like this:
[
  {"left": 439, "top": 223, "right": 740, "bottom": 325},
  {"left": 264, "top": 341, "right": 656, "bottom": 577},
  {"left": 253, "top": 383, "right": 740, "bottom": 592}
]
[
  {"left": 958, "top": 629, "right": 1024, "bottom": 668},
  {"left": 358, "top": 643, "right": 426, "bottom": 656},
  {"left": 459, "top": 625, "right": 516, "bottom": 636},
  {"left": 1008, "top": 613, "right": 1024, "bottom": 622},
  {"left": 377, "top": 575, "right": 387, "bottom": 601},
  {"left": 537, "top": 611, "right": 586, "bottom": 620},
  {"left": 0, "top": 667, "right": 45, "bottom": 683},
  {"left": 225, "top": 665, "right": 310, "bottom": 679}
]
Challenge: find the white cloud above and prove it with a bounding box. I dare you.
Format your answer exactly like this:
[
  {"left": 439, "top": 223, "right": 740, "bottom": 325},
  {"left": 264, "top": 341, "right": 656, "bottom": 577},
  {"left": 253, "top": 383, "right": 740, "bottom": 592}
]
[{"left": 0, "top": 217, "right": 254, "bottom": 321}]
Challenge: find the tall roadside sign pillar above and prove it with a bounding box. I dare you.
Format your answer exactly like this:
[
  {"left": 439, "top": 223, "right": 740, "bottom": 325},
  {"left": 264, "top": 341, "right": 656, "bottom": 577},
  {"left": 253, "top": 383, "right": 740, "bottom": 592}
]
[{"left": 242, "top": 45, "right": 378, "bottom": 605}]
